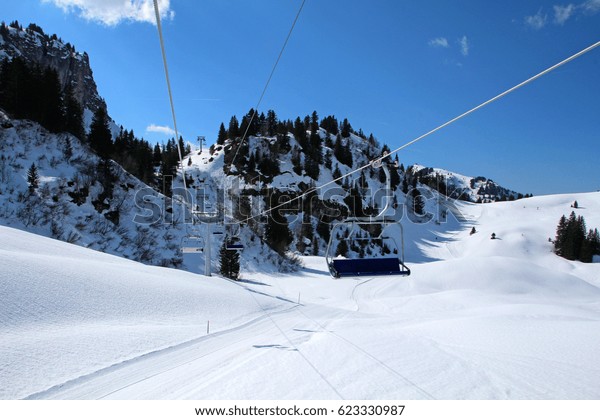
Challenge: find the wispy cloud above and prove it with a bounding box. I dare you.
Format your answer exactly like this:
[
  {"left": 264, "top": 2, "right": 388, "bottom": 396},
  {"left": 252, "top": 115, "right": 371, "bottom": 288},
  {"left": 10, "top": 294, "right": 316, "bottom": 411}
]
[
  {"left": 554, "top": 4, "right": 575, "bottom": 24},
  {"left": 525, "top": 1, "right": 600, "bottom": 29},
  {"left": 41, "top": 0, "right": 174, "bottom": 26},
  {"left": 146, "top": 124, "right": 175, "bottom": 136},
  {"left": 582, "top": 0, "right": 600, "bottom": 13},
  {"left": 428, "top": 37, "right": 449, "bottom": 48},
  {"left": 458, "top": 36, "right": 469, "bottom": 56},
  {"left": 525, "top": 9, "right": 548, "bottom": 29}
]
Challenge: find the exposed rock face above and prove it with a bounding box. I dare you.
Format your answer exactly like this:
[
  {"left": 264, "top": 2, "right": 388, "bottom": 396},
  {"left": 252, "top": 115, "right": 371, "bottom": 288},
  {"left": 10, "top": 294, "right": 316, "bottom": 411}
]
[{"left": 0, "top": 23, "right": 104, "bottom": 113}]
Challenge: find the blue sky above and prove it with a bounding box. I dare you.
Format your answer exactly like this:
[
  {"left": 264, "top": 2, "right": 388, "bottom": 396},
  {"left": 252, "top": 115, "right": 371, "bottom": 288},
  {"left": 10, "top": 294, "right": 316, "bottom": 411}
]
[{"left": 2, "top": 0, "right": 600, "bottom": 195}]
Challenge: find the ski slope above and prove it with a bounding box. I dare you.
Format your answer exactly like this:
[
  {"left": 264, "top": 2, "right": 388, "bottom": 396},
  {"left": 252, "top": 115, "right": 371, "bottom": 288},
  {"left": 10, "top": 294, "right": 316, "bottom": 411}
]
[{"left": 1, "top": 192, "right": 599, "bottom": 399}]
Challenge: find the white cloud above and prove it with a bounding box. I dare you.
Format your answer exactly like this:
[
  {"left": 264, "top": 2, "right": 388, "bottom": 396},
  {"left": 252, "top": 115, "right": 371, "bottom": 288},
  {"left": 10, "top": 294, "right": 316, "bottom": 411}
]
[
  {"left": 146, "top": 124, "right": 175, "bottom": 136},
  {"left": 554, "top": 4, "right": 575, "bottom": 24},
  {"left": 428, "top": 37, "right": 449, "bottom": 48},
  {"left": 458, "top": 36, "right": 469, "bottom": 56},
  {"left": 525, "top": 9, "right": 548, "bottom": 29},
  {"left": 524, "top": 1, "right": 600, "bottom": 29},
  {"left": 41, "top": 0, "right": 174, "bottom": 26},
  {"left": 582, "top": 0, "right": 600, "bottom": 13}
]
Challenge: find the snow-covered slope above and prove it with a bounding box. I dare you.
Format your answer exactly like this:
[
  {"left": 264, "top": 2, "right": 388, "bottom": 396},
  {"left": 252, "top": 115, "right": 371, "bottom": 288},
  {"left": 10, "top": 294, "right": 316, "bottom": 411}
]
[
  {"left": 0, "top": 225, "right": 288, "bottom": 400},
  {"left": 0, "top": 117, "right": 188, "bottom": 268},
  {"left": 2, "top": 192, "right": 599, "bottom": 399},
  {"left": 410, "top": 164, "right": 522, "bottom": 203}
]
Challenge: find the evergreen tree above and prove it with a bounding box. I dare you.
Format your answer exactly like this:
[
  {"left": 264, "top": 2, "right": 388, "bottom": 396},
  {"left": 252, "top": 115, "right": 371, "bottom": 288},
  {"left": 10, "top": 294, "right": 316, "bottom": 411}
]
[
  {"left": 332, "top": 164, "right": 342, "bottom": 184},
  {"left": 152, "top": 143, "right": 162, "bottom": 167},
  {"left": 63, "top": 84, "right": 85, "bottom": 139},
  {"left": 219, "top": 238, "right": 240, "bottom": 280},
  {"left": 247, "top": 151, "right": 257, "bottom": 174},
  {"left": 335, "top": 237, "right": 349, "bottom": 257},
  {"left": 63, "top": 137, "right": 73, "bottom": 161},
  {"left": 554, "top": 213, "right": 599, "bottom": 262},
  {"left": 266, "top": 109, "right": 278, "bottom": 136},
  {"left": 239, "top": 108, "right": 260, "bottom": 138},
  {"left": 217, "top": 122, "right": 227, "bottom": 144},
  {"left": 88, "top": 106, "right": 113, "bottom": 160},
  {"left": 291, "top": 146, "right": 303, "bottom": 176},
  {"left": 228, "top": 116, "right": 240, "bottom": 139},
  {"left": 590, "top": 228, "right": 600, "bottom": 257},
  {"left": 257, "top": 151, "right": 280, "bottom": 178},
  {"left": 320, "top": 115, "right": 338, "bottom": 135},
  {"left": 38, "top": 67, "right": 64, "bottom": 132},
  {"left": 344, "top": 186, "right": 365, "bottom": 218},
  {"left": 340, "top": 118, "right": 352, "bottom": 138},
  {"left": 304, "top": 155, "right": 320, "bottom": 180},
  {"left": 563, "top": 212, "right": 585, "bottom": 261},
  {"left": 333, "top": 134, "right": 352, "bottom": 167},
  {"left": 580, "top": 232, "right": 594, "bottom": 263},
  {"left": 323, "top": 150, "right": 332, "bottom": 170},
  {"left": 264, "top": 193, "right": 293, "bottom": 255},
  {"left": 27, "top": 162, "right": 39, "bottom": 191},
  {"left": 412, "top": 187, "right": 425, "bottom": 216},
  {"left": 554, "top": 215, "right": 568, "bottom": 256},
  {"left": 310, "top": 110, "right": 319, "bottom": 134},
  {"left": 293, "top": 117, "right": 308, "bottom": 150}
]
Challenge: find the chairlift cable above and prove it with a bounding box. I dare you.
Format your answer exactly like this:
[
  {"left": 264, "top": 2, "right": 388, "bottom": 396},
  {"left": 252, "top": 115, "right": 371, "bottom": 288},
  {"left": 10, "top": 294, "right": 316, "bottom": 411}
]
[
  {"left": 152, "top": 0, "right": 188, "bottom": 195},
  {"left": 234, "top": 39, "right": 600, "bottom": 226},
  {"left": 227, "top": 0, "right": 307, "bottom": 174}
]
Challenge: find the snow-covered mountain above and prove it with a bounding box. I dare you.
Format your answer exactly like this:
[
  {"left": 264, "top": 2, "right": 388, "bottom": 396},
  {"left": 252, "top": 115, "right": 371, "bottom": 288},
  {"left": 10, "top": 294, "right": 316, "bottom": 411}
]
[
  {"left": 0, "top": 112, "right": 184, "bottom": 267},
  {"left": 0, "top": 21, "right": 104, "bottom": 116},
  {"left": 409, "top": 164, "right": 525, "bottom": 203},
  {"left": 0, "top": 20, "right": 527, "bottom": 276}
]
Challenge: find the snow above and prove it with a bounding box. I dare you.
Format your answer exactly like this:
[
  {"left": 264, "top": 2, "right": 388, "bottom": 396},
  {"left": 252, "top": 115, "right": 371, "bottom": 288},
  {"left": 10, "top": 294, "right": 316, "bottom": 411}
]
[{"left": 2, "top": 192, "right": 600, "bottom": 400}]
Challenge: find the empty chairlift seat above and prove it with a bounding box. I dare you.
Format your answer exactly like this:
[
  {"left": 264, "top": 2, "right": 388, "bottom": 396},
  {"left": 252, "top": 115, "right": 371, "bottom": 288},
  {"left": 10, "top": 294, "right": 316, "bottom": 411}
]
[{"left": 329, "top": 257, "right": 410, "bottom": 278}]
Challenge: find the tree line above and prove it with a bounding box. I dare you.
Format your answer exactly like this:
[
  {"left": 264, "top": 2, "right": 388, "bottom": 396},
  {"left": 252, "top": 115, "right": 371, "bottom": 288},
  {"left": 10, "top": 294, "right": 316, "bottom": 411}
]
[
  {"left": 554, "top": 211, "right": 599, "bottom": 263},
  {"left": 0, "top": 56, "right": 85, "bottom": 139}
]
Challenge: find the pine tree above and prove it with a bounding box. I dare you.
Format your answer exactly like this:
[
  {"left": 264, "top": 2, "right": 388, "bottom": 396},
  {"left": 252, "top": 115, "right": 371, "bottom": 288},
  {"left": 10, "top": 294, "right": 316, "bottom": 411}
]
[
  {"left": 27, "top": 162, "right": 39, "bottom": 191},
  {"left": 217, "top": 122, "right": 227, "bottom": 144},
  {"left": 554, "top": 212, "right": 597, "bottom": 262},
  {"left": 63, "top": 137, "right": 73, "bottom": 161},
  {"left": 264, "top": 193, "right": 293, "bottom": 255},
  {"left": 412, "top": 187, "right": 425, "bottom": 216},
  {"left": 340, "top": 118, "right": 352, "bottom": 138},
  {"left": 219, "top": 238, "right": 240, "bottom": 280},
  {"left": 304, "top": 155, "right": 320, "bottom": 180},
  {"left": 590, "top": 228, "right": 600, "bottom": 257},
  {"left": 63, "top": 84, "right": 85, "bottom": 139},
  {"left": 228, "top": 116, "right": 240, "bottom": 139},
  {"left": 554, "top": 215, "right": 568, "bottom": 256},
  {"left": 332, "top": 164, "right": 342, "bottom": 184},
  {"left": 152, "top": 143, "right": 162, "bottom": 167},
  {"left": 88, "top": 106, "right": 113, "bottom": 160},
  {"left": 323, "top": 150, "right": 332, "bottom": 170},
  {"left": 580, "top": 231, "right": 594, "bottom": 263},
  {"left": 266, "top": 109, "right": 278, "bottom": 136},
  {"left": 39, "top": 67, "right": 64, "bottom": 133},
  {"left": 291, "top": 146, "right": 303, "bottom": 175},
  {"left": 335, "top": 237, "right": 349, "bottom": 257}
]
